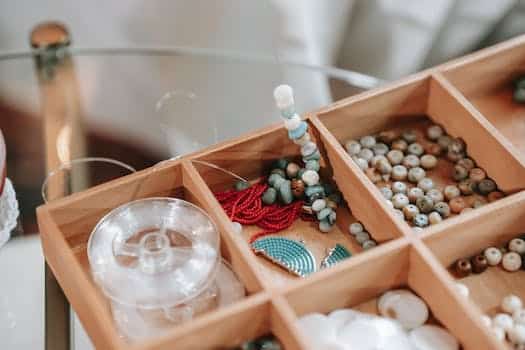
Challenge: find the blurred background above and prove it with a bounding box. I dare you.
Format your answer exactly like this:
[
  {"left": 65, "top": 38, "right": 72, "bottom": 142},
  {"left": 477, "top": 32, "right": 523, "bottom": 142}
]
[{"left": 1, "top": 0, "right": 525, "bottom": 349}]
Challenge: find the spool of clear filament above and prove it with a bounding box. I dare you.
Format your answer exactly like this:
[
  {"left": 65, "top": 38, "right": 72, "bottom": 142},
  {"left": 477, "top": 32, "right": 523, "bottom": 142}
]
[{"left": 88, "top": 197, "right": 244, "bottom": 341}]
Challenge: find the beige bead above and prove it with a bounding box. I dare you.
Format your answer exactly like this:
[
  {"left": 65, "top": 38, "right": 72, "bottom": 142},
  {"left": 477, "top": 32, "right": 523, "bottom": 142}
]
[
  {"left": 449, "top": 197, "right": 467, "bottom": 214},
  {"left": 493, "top": 313, "right": 514, "bottom": 331},
  {"left": 392, "top": 139, "right": 408, "bottom": 152},
  {"left": 403, "top": 154, "right": 420, "bottom": 168},
  {"left": 469, "top": 168, "right": 486, "bottom": 182},
  {"left": 391, "top": 165, "right": 408, "bottom": 181},
  {"left": 408, "top": 187, "right": 425, "bottom": 203},
  {"left": 502, "top": 252, "right": 522, "bottom": 272},
  {"left": 387, "top": 150, "right": 404, "bottom": 165},
  {"left": 484, "top": 247, "right": 502, "bottom": 266},
  {"left": 426, "top": 189, "right": 444, "bottom": 203},
  {"left": 392, "top": 193, "right": 410, "bottom": 209},
  {"left": 408, "top": 167, "right": 426, "bottom": 183},
  {"left": 403, "top": 204, "right": 420, "bottom": 220},
  {"left": 420, "top": 154, "right": 438, "bottom": 169},
  {"left": 509, "top": 238, "right": 525, "bottom": 254},
  {"left": 428, "top": 211, "right": 442, "bottom": 225},
  {"left": 502, "top": 294, "right": 523, "bottom": 314},
  {"left": 444, "top": 185, "right": 460, "bottom": 201}
]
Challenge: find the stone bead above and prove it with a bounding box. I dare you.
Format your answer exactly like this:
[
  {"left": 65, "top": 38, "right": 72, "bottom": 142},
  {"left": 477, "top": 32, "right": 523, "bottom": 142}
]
[
  {"left": 271, "top": 175, "right": 286, "bottom": 190},
  {"left": 452, "top": 165, "right": 469, "bottom": 182},
  {"left": 413, "top": 213, "right": 429, "bottom": 227},
  {"left": 380, "top": 187, "right": 393, "bottom": 200},
  {"left": 355, "top": 231, "right": 371, "bottom": 244},
  {"left": 371, "top": 155, "right": 387, "bottom": 167},
  {"left": 349, "top": 222, "right": 364, "bottom": 235},
  {"left": 428, "top": 211, "right": 442, "bottom": 225},
  {"left": 319, "top": 219, "right": 333, "bottom": 233},
  {"left": 393, "top": 209, "right": 404, "bottom": 219},
  {"left": 458, "top": 179, "right": 477, "bottom": 196},
  {"left": 408, "top": 167, "right": 426, "bottom": 183},
  {"left": 427, "top": 125, "right": 444, "bottom": 140},
  {"left": 449, "top": 197, "right": 467, "bottom": 214},
  {"left": 365, "top": 168, "right": 382, "bottom": 183},
  {"left": 418, "top": 178, "right": 434, "bottom": 192},
  {"left": 360, "top": 135, "right": 376, "bottom": 148},
  {"left": 375, "top": 158, "right": 392, "bottom": 175},
  {"left": 469, "top": 168, "right": 486, "bottom": 182},
  {"left": 424, "top": 142, "right": 442, "bottom": 156},
  {"left": 514, "top": 88, "right": 525, "bottom": 103},
  {"left": 502, "top": 295, "right": 523, "bottom": 314},
  {"left": 478, "top": 179, "right": 497, "bottom": 195},
  {"left": 455, "top": 258, "right": 472, "bottom": 277},
  {"left": 353, "top": 157, "right": 368, "bottom": 171},
  {"left": 472, "top": 197, "right": 488, "bottom": 208},
  {"left": 484, "top": 247, "right": 502, "bottom": 266},
  {"left": 311, "top": 199, "right": 326, "bottom": 212},
  {"left": 508, "top": 324, "right": 525, "bottom": 345},
  {"left": 416, "top": 195, "right": 434, "bottom": 214},
  {"left": 502, "top": 252, "right": 522, "bottom": 272},
  {"left": 362, "top": 240, "right": 377, "bottom": 250},
  {"left": 305, "top": 185, "right": 325, "bottom": 199},
  {"left": 449, "top": 138, "right": 466, "bottom": 153},
  {"left": 403, "top": 154, "right": 421, "bottom": 168},
  {"left": 273, "top": 158, "right": 289, "bottom": 170},
  {"left": 286, "top": 162, "right": 300, "bottom": 178},
  {"left": 444, "top": 185, "right": 461, "bottom": 201},
  {"left": 426, "top": 189, "right": 444, "bottom": 203},
  {"left": 297, "top": 168, "right": 306, "bottom": 179},
  {"left": 262, "top": 187, "right": 278, "bottom": 204},
  {"left": 420, "top": 154, "right": 438, "bottom": 169},
  {"left": 292, "top": 132, "right": 311, "bottom": 146},
  {"left": 434, "top": 202, "right": 451, "bottom": 218},
  {"left": 509, "top": 238, "right": 525, "bottom": 254},
  {"left": 303, "top": 149, "right": 320, "bottom": 162},
  {"left": 317, "top": 207, "right": 332, "bottom": 221},
  {"left": 471, "top": 254, "right": 488, "bottom": 273},
  {"left": 447, "top": 150, "right": 464, "bottom": 162},
  {"left": 387, "top": 150, "right": 404, "bottom": 165},
  {"left": 372, "top": 142, "right": 389, "bottom": 156},
  {"left": 514, "top": 310, "right": 525, "bottom": 325},
  {"left": 235, "top": 180, "right": 251, "bottom": 191},
  {"left": 291, "top": 179, "right": 305, "bottom": 198},
  {"left": 288, "top": 121, "right": 308, "bottom": 140},
  {"left": 392, "top": 181, "right": 407, "bottom": 194},
  {"left": 344, "top": 140, "right": 361, "bottom": 156},
  {"left": 493, "top": 313, "right": 514, "bottom": 331},
  {"left": 402, "top": 129, "right": 418, "bottom": 143},
  {"left": 301, "top": 142, "right": 318, "bottom": 158},
  {"left": 408, "top": 187, "right": 425, "bottom": 203},
  {"left": 392, "top": 193, "right": 409, "bottom": 209},
  {"left": 392, "top": 165, "right": 408, "bottom": 181},
  {"left": 328, "top": 210, "right": 337, "bottom": 225},
  {"left": 279, "top": 180, "right": 293, "bottom": 204},
  {"left": 302, "top": 170, "right": 319, "bottom": 186},
  {"left": 403, "top": 204, "right": 420, "bottom": 220},
  {"left": 457, "top": 157, "right": 475, "bottom": 171},
  {"left": 378, "top": 130, "right": 398, "bottom": 144},
  {"left": 407, "top": 142, "right": 424, "bottom": 156},
  {"left": 271, "top": 168, "right": 286, "bottom": 178},
  {"left": 305, "top": 160, "right": 320, "bottom": 172},
  {"left": 325, "top": 199, "right": 338, "bottom": 210},
  {"left": 488, "top": 191, "right": 505, "bottom": 202},
  {"left": 438, "top": 135, "right": 453, "bottom": 150},
  {"left": 358, "top": 148, "right": 374, "bottom": 162},
  {"left": 392, "top": 139, "right": 408, "bottom": 152},
  {"left": 284, "top": 114, "right": 301, "bottom": 130}
]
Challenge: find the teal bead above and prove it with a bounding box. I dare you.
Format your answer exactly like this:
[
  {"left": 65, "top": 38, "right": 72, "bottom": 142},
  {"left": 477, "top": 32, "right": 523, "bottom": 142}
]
[
  {"left": 279, "top": 180, "right": 293, "bottom": 204},
  {"left": 235, "top": 180, "right": 250, "bottom": 191},
  {"left": 270, "top": 168, "right": 286, "bottom": 178},
  {"left": 514, "top": 88, "right": 525, "bottom": 103},
  {"left": 288, "top": 121, "right": 308, "bottom": 140},
  {"left": 273, "top": 158, "right": 289, "bottom": 170},
  {"left": 328, "top": 192, "right": 343, "bottom": 205},
  {"left": 305, "top": 160, "right": 320, "bottom": 172},
  {"left": 272, "top": 176, "right": 286, "bottom": 190},
  {"left": 317, "top": 207, "right": 332, "bottom": 221},
  {"left": 268, "top": 173, "right": 283, "bottom": 187},
  {"left": 319, "top": 219, "right": 333, "bottom": 233},
  {"left": 297, "top": 168, "right": 306, "bottom": 179},
  {"left": 262, "top": 188, "right": 277, "bottom": 205},
  {"left": 305, "top": 185, "right": 325, "bottom": 198},
  {"left": 302, "top": 150, "right": 321, "bottom": 162}
]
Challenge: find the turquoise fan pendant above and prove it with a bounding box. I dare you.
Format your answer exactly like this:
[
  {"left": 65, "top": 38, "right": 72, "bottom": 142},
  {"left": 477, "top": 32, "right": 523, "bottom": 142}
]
[
  {"left": 321, "top": 244, "right": 351, "bottom": 268},
  {"left": 251, "top": 237, "right": 316, "bottom": 277}
]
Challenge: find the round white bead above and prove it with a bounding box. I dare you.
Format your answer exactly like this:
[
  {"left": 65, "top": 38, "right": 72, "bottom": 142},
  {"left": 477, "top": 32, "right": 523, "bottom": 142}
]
[
  {"left": 352, "top": 157, "right": 368, "bottom": 171},
  {"left": 358, "top": 148, "right": 374, "bottom": 161},
  {"left": 284, "top": 114, "right": 301, "bottom": 130},
  {"left": 418, "top": 177, "right": 434, "bottom": 192},
  {"left": 502, "top": 294, "right": 523, "bottom": 315},
  {"left": 408, "top": 187, "right": 425, "bottom": 203},
  {"left": 301, "top": 142, "right": 318, "bottom": 157},
  {"left": 484, "top": 247, "right": 502, "bottom": 266},
  {"left": 312, "top": 199, "right": 326, "bottom": 212},
  {"left": 393, "top": 208, "right": 404, "bottom": 219},
  {"left": 454, "top": 282, "right": 469, "bottom": 297},
  {"left": 493, "top": 313, "right": 514, "bottom": 331},
  {"left": 273, "top": 84, "right": 294, "bottom": 109},
  {"left": 301, "top": 170, "right": 320, "bottom": 186},
  {"left": 349, "top": 222, "right": 364, "bottom": 235},
  {"left": 502, "top": 252, "right": 522, "bottom": 272},
  {"left": 345, "top": 140, "right": 361, "bottom": 156},
  {"left": 386, "top": 200, "right": 395, "bottom": 209},
  {"left": 509, "top": 238, "right": 525, "bottom": 254},
  {"left": 514, "top": 309, "right": 525, "bottom": 325},
  {"left": 481, "top": 315, "right": 492, "bottom": 328},
  {"left": 409, "top": 325, "right": 459, "bottom": 350},
  {"left": 427, "top": 125, "right": 444, "bottom": 140},
  {"left": 492, "top": 326, "right": 506, "bottom": 341},
  {"left": 392, "top": 193, "right": 409, "bottom": 209},
  {"left": 508, "top": 324, "right": 525, "bottom": 345},
  {"left": 360, "top": 135, "right": 376, "bottom": 148},
  {"left": 392, "top": 181, "right": 407, "bottom": 194},
  {"left": 378, "top": 289, "right": 429, "bottom": 330}
]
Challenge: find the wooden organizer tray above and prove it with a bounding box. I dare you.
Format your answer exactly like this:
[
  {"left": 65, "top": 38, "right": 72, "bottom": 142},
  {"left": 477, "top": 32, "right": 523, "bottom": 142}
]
[{"left": 37, "top": 35, "right": 525, "bottom": 350}]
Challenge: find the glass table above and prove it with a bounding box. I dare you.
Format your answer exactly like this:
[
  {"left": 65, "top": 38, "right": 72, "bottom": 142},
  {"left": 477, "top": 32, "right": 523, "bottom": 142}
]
[{"left": 0, "top": 22, "right": 381, "bottom": 349}]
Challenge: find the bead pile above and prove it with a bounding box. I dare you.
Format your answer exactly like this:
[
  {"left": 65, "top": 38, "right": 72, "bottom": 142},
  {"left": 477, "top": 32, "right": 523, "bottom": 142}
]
[
  {"left": 481, "top": 294, "right": 525, "bottom": 348},
  {"left": 348, "top": 221, "right": 377, "bottom": 250},
  {"left": 343, "top": 123, "right": 505, "bottom": 229},
  {"left": 296, "top": 288, "right": 459, "bottom": 350},
  {"left": 453, "top": 236, "right": 525, "bottom": 276},
  {"left": 513, "top": 75, "right": 525, "bottom": 104}
]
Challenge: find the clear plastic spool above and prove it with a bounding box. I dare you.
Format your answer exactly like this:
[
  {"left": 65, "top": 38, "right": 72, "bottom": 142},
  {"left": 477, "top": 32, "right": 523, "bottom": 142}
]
[{"left": 88, "top": 197, "right": 221, "bottom": 309}]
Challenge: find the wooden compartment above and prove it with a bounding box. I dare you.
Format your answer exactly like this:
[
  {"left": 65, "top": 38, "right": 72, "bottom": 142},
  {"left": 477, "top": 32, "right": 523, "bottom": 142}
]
[
  {"left": 283, "top": 238, "right": 502, "bottom": 349},
  {"left": 424, "top": 191, "right": 525, "bottom": 348},
  {"left": 191, "top": 122, "right": 404, "bottom": 288},
  {"left": 441, "top": 35, "right": 525, "bottom": 161},
  {"left": 313, "top": 74, "right": 525, "bottom": 236}
]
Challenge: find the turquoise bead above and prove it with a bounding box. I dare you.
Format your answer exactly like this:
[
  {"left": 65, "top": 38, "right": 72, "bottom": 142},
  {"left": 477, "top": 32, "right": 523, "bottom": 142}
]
[
  {"left": 268, "top": 173, "right": 283, "bottom": 187},
  {"left": 272, "top": 176, "right": 286, "bottom": 190},
  {"left": 235, "top": 181, "right": 250, "bottom": 191},
  {"left": 305, "top": 160, "right": 320, "bottom": 171},
  {"left": 319, "top": 219, "right": 333, "bottom": 233},
  {"left": 270, "top": 168, "right": 286, "bottom": 178},
  {"left": 317, "top": 207, "right": 332, "bottom": 221},
  {"left": 302, "top": 150, "right": 320, "bottom": 162},
  {"left": 280, "top": 105, "right": 295, "bottom": 118},
  {"left": 279, "top": 180, "right": 293, "bottom": 205},
  {"left": 273, "top": 158, "right": 289, "bottom": 170},
  {"left": 262, "top": 188, "right": 277, "bottom": 205},
  {"left": 288, "top": 121, "right": 308, "bottom": 140},
  {"left": 305, "top": 185, "right": 325, "bottom": 198}
]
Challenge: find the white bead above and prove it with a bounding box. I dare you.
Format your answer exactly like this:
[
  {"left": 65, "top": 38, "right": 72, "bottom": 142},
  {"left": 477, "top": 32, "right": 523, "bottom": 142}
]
[
  {"left": 378, "top": 289, "right": 429, "bottom": 330},
  {"left": 301, "top": 141, "right": 318, "bottom": 157},
  {"left": 493, "top": 313, "right": 514, "bottom": 331},
  {"left": 409, "top": 325, "right": 459, "bottom": 350},
  {"left": 502, "top": 295, "right": 523, "bottom": 314},
  {"left": 508, "top": 324, "right": 525, "bottom": 345},
  {"left": 428, "top": 211, "right": 443, "bottom": 225},
  {"left": 502, "top": 252, "right": 522, "bottom": 272},
  {"left": 514, "top": 310, "right": 525, "bottom": 325},
  {"left": 481, "top": 315, "right": 492, "bottom": 328},
  {"left": 355, "top": 231, "right": 370, "bottom": 244},
  {"left": 293, "top": 132, "right": 311, "bottom": 146},
  {"left": 312, "top": 199, "right": 326, "bottom": 212},
  {"left": 408, "top": 187, "right": 425, "bottom": 203},
  {"left": 392, "top": 193, "right": 409, "bottom": 209},
  {"left": 392, "top": 181, "right": 407, "bottom": 194},
  {"left": 349, "top": 222, "right": 364, "bottom": 235},
  {"left": 427, "top": 125, "right": 444, "bottom": 140},
  {"left": 484, "top": 247, "right": 502, "bottom": 266},
  {"left": 509, "top": 238, "right": 525, "bottom": 254},
  {"left": 273, "top": 84, "right": 294, "bottom": 109},
  {"left": 492, "top": 326, "right": 506, "bottom": 341},
  {"left": 302, "top": 170, "right": 319, "bottom": 186},
  {"left": 360, "top": 135, "right": 376, "bottom": 148},
  {"left": 284, "top": 114, "right": 301, "bottom": 130},
  {"left": 231, "top": 221, "right": 242, "bottom": 234},
  {"left": 417, "top": 178, "right": 434, "bottom": 192},
  {"left": 454, "top": 282, "right": 469, "bottom": 297},
  {"left": 345, "top": 140, "right": 361, "bottom": 156},
  {"left": 358, "top": 148, "right": 374, "bottom": 161},
  {"left": 393, "top": 208, "right": 404, "bottom": 219},
  {"left": 371, "top": 155, "right": 387, "bottom": 167},
  {"left": 386, "top": 200, "right": 395, "bottom": 209},
  {"left": 352, "top": 157, "right": 368, "bottom": 171}
]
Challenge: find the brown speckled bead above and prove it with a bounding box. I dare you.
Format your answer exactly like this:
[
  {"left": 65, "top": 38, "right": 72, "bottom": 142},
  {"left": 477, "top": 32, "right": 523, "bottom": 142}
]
[
  {"left": 452, "top": 165, "right": 469, "bottom": 181},
  {"left": 457, "top": 157, "right": 475, "bottom": 171},
  {"left": 455, "top": 258, "right": 472, "bottom": 277},
  {"left": 378, "top": 130, "right": 398, "bottom": 144},
  {"left": 469, "top": 168, "right": 486, "bottom": 182},
  {"left": 478, "top": 179, "right": 497, "bottom": 195},
  {"left": 438, "top": 135, "right": 453, "bottom": 151},
  {"left": 488, "top": 191, "right": 504, "bottom": 202},
  {"left": 471, "top": 254, "right": 488, "bottom": 274},
  {"left": 424, "top": 142, "right": 442, "bottom": 156},
  {"left": 447, "top": 149, "right": 464, "bottom": 162},
  {"left": 449, "top": 197, "right": 467, "bottom": 214},
  {"left": 458, "top": 179, "right": 477, "bottom": 196},
  {"left": 392, "top": 139, "right": 408, "bottom": 152},
  {"left": 291, "top": 179, "right": 305, "bottom": 198},
  {"left": 449, "top": 138, "right": 466, "bottom": 153},
  {"left": 434, "top": 201, "right": 451, "bottom": 218}
]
